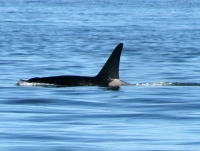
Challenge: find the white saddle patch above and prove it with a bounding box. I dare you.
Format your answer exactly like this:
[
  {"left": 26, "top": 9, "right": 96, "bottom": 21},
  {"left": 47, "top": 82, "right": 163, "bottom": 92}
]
[{"left": 108, "top": 79, "right": 129, "bottom": 87}]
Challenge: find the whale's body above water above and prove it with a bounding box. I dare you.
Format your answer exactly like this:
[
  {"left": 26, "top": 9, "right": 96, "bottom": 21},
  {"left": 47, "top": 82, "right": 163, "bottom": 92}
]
[{"left": 18, "top": 43, "right": 129, "bottom": 87}]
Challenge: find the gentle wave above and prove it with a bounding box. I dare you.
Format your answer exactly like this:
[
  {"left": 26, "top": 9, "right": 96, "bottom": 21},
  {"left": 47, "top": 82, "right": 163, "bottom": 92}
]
[{"left": 18, "top": 79, "right": 200, "bottom": 87}]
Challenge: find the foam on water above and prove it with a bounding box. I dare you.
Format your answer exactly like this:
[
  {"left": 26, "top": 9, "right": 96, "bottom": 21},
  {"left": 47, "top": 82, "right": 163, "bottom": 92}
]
[
  {"left": 17, "top": 79, "right": 200, "bottom": 87},
  {"left": 135, "top": 82, "right": 200, "bottom": 86},
  {"left": 17, "top": 79, "right": 56, "bottom": 87},
  {"left": 135, "top": 82, "right": 173, "bottom": 86}
]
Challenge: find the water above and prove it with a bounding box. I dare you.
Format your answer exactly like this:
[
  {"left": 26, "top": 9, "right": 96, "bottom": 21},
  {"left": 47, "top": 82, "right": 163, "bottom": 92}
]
[{"left": 1, "top": 0, "right": 200, "bottom": 150}]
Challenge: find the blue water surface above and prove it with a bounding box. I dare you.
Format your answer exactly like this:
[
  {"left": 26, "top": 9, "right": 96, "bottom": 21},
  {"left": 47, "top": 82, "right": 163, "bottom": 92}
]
[{"left": 1, "top": 0, "right": 200, "bottom": 151}]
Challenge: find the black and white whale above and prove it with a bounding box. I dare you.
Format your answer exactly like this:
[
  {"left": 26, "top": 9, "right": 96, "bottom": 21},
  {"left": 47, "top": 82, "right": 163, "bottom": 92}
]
[{"left": 18, "top": 43, "right": 129, "bottom": 87}]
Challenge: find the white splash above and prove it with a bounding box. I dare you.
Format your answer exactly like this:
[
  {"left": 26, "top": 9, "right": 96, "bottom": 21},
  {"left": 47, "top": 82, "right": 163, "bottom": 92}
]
[
  {"left": 135, "top": 82, "right": 173, "bottom": 86},
  {"left": 17, "top": 79, "right": 56, "bottom": 87}
]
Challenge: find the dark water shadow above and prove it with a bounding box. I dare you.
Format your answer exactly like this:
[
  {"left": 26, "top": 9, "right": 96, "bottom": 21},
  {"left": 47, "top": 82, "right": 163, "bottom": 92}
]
[{"left": 5, "top": 98, "right": 52, "bottom": 105}]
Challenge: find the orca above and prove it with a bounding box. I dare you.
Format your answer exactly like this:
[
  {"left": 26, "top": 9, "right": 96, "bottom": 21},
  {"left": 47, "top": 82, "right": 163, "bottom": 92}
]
[{"left": 18, "top": 43, "right": 129, "bottom": 87}]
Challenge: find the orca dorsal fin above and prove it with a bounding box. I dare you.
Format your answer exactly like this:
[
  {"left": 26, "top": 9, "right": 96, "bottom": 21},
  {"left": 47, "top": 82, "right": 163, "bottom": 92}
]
[{"left": 96, "top": 43, "right": 123, "bottom": 81}]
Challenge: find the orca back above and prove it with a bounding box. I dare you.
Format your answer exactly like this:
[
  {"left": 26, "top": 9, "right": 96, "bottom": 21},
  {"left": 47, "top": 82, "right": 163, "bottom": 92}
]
[{"left": 18, "top": 43, "right": 127, "bottom": 87}]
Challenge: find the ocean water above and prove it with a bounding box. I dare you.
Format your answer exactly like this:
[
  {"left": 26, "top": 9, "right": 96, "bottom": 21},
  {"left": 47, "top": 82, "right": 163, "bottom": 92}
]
[{"left": 1, "top": 0, "right": 200, "bottom": 150}]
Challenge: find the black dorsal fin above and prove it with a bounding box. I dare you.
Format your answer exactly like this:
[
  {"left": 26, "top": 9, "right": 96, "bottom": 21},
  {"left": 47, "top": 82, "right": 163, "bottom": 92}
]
[{"left": 96, "top": 43, "right": 123, "bottom": 81}]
